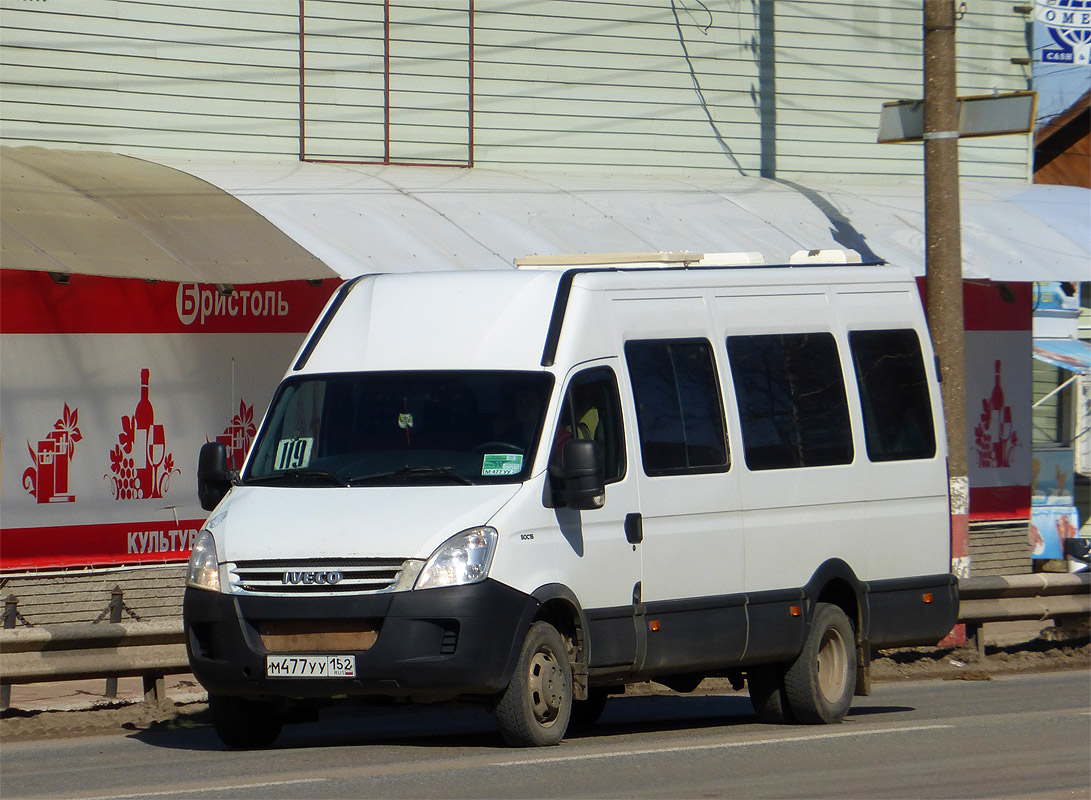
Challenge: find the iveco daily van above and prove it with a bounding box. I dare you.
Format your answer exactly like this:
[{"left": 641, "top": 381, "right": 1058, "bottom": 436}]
[{"left": 185, "top": 251, "right": 959, "bottom": 748}]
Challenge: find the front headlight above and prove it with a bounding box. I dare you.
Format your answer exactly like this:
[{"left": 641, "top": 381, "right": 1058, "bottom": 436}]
[
  {"left": 415, "top": 527, "right": 497, "bottom": 590},
  {"left": 186, "top": 530, "right": 221, "bottom": 592}
]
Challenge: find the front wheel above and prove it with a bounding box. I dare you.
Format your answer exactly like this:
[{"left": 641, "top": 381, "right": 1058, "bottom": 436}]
[
  {"left": 209, "top": 694, "right": 284, "bottom": 749},
  {"left": 783, "top": 603, "right": 857, "bottom": 724},
  {"left": 495, "top": 621, "right": 573, "bottom": 747}
]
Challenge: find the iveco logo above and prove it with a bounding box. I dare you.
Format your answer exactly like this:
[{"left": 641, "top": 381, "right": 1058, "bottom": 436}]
[{"left": 282, "top": 570, "right": 343, "bottom": 586}]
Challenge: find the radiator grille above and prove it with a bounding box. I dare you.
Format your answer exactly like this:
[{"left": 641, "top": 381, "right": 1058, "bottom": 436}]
[{"left": 227, "top": 558, "right": 409, "bottom": 595}]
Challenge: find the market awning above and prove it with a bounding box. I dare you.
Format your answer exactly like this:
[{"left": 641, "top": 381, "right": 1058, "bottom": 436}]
[
  {"left": 1033, "top": 338, "right": 1091, "bottom": 373},
  {"left": 155, "top": 157, "right": 1090, "bottom": 283},
  {"left": 4, "top": 146, "right": 1087, "bottom": 285},
  {"left": 0, "top": 146, "right": 337, "bottom": 283}
]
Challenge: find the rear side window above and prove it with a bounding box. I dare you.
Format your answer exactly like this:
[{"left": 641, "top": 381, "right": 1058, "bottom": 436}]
[
  {"left": 849, "top": 329, "right": 937, "bottom": 462},
  {"left": 625, "top": 339, "right": 729, "bottom": 475},
  {"left": 727, "top": 332, "right": 853, "bottom": 470}
]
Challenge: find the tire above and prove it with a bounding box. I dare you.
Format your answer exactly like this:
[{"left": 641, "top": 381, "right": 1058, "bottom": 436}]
[
  {"left": 783, "top": 602, "right": 857, "bottom": 724},
  {"left": 209, "top": 694, "right": 284, "bottom": 749},
  {"left": 747, "top": 664, "right": 795, "bottom": 724},
  {"left": 495, "top": 621, "right": 573, "bottom": 747},
  {"left": 568, "top": 686, "right": 609, "bottom": 731}
]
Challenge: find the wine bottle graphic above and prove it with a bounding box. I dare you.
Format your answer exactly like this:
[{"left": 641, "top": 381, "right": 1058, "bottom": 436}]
[
  {"left": 134, "top": 368, "right": 154, "bottom": 497},
  {"left": 975, "top": 359, "right": 1018, "bottom": 469},
  {"left": 106, "top": 370, "right": 179, "bottom": 500}
]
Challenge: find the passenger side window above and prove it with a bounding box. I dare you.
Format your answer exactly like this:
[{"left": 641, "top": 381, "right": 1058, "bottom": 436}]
[
  {"left": 849, "top": 329, "right": 937, "bottom": 462},
  {"left": 727, "top": 332, "right": 853, "bottom": 470},
  {"left": 552, "top": 368, "right": 626, "bottom": 482},
  {"left": 624, "top": 339, "right": 729, "bottom": 476}
]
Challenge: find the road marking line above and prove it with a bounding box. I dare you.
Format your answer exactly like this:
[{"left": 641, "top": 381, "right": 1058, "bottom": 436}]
[
  {"left": 57, "top": 724, "right": 958, "bottom": 797},
  {"left": 76, "top": 777, "right": 328, "bottom": 800},
  {"left": 502, "top": 724, "right": 954, "bottom": 767}
]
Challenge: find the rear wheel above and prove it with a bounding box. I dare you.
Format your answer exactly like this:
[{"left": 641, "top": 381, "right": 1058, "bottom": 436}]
[
  {"left": 783, "top": 603, "right": 856, "bottom": 724},
  {"left": 209, "top": 694, "right": 284, "bottom": 749},
  {"left": 495, "top": 621, "right": 573, "bottom": 747}
]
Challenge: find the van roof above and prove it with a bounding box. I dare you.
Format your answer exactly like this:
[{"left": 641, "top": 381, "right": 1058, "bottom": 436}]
[
  {"left": 514, "top": 248, "right": 869, "bottom": 269},
  {"left": 292, "top": 260, "right": 913, "bottom": 376}
]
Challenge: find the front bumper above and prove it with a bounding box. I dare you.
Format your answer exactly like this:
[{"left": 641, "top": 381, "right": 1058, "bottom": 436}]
[{"left": 183, "top": 579, "right": 537, "bottom": 701}]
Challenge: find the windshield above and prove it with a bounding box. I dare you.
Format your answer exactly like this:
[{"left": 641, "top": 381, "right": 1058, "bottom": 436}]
[{"left": 245, "top": 371, "right": 554, "bottom": 486}]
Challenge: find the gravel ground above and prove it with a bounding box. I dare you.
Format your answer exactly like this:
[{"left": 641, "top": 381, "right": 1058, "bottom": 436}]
[{"left": 1, "top": 631, "right": 1087, "bottom": 743}]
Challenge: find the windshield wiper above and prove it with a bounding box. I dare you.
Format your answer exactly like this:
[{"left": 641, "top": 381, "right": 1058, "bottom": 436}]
[
  {"left": 245, "top": 469, "right": 350, "bottom": 487},
  {"left": 348, "top": 466, "right": 475, "bottom": 486}
]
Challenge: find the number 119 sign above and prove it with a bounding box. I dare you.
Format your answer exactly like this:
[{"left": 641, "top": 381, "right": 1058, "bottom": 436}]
[{"left": 275, "top": 437, "right": 313, "bottom": 470}]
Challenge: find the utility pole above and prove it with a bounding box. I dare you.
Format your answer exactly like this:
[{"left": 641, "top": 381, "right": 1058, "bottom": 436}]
[{"left": 923, "top": 0, "right": 970, "bottom": 579}]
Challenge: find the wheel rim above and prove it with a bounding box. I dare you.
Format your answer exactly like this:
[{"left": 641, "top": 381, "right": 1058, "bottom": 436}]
[
  {"left": 816, "top": 626, "right": 848, "bottom": 702},
  {"left": 527, "top": 647, "right": 565, "bottom": 727}
]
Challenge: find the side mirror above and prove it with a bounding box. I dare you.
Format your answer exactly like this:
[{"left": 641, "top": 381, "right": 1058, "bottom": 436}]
[
  {"left": 197, "top": 442, "right": 234, "bottom": 511},
  {"left": 549, "top": 439, "right": 605, "bottom": 510}
]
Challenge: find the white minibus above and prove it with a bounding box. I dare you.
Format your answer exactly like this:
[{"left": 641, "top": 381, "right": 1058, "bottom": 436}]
[{"left": 186, "top": 252, "right": 958, "bottom": 748}]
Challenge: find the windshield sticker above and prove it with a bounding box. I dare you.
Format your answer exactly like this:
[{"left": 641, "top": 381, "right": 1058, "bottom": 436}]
[
  {"left": 274, "top": 437, "right": 314, "bottom": 471},
  {"left": 482, "top": 453, "right": 524, "bottom": 476}
]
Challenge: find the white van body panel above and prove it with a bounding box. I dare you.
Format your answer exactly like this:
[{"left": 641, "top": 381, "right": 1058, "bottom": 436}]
[
  {"left": 212, "top": 484, "right": 520, "bottom": 563},
  {"left": 708, "top": 281, "right": 950, "bottom": 589},
  {"left": 297, "top": 271, "right": 561, "bottom": 374},
  {"left": 598, "top": 290, "right": 745, "bottom": 604},
  {"left": 486, "top": 469, "right": 643, "bottom": 614}
]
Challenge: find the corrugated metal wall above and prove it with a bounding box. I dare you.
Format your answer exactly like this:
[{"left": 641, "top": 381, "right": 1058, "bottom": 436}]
[
  {"left": 0, "top": 0, "right": 1032, "bottom": 177},
  {"left": 1033, "top": 361, "right": 1067, "bottom": 446},
  {"left": 471, "top": 1, "right": 762, "bottom": 172},
  {"left": 967, "top": 520, "right": 1031, "bottom": 576},
  {"left": 0, "top": 1, "right": 301, "bottom": 157},
  {"left": 0, "top": 566, "right": 185, "bottom": 626},
  {"left": 773, "top": 1, "right": 1031, "bottom": 181},
  {"left": 302, "top": 0, "right": 473, "bottom": 164}
]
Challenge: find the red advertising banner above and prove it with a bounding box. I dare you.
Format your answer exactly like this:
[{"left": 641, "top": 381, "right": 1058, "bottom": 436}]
[
  {"left": 1, "top": 270, "right": 340, "bottom": 571},
  {"left": 914, "top": 278, "right": 1033, "bottom": 332},
  {"left": 1, "top": 520, "right": 208, "bottom": 571},
  {"left": 916, "top": 277, "right": 1033, "bottom": 522},
  {"left": 0, "top": 269, "right": 340, "bottom": 334}
]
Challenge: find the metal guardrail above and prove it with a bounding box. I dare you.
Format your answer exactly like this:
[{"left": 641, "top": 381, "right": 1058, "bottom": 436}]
[
  {"left": 958, "top": 572, "right": 1090, "bottom": 623},
  {"left": 958, "top": 572, "right": 1090, "bottom": 655},
  {"left": 0, "top": 620, "right": 187, "bottom": 708},
  {"left": 0, "top": 574, "right": 1087, "bottom": 709}
]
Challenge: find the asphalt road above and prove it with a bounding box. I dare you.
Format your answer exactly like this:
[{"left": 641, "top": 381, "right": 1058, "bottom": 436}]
[{"left": 1, "top": 671, "right": 1088, "bottom": 800}]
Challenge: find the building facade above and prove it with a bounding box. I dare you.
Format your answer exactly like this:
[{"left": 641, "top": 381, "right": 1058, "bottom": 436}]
[{"left": 2, "top": 1, "right": 1034, "bottom": 179}]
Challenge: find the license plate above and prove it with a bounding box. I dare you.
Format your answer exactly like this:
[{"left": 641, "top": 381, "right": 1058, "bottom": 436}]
[{"left": 266, "top": 655, "right": 356, "bottom": 678}]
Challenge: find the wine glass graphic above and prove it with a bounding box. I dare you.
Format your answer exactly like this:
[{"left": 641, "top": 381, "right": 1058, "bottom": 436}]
[
  {"left": 147, "top": 424, "right": 166, "bottom": 497},
  {"left": 149, "top": 424, "right": 166, "bottom": 467}
]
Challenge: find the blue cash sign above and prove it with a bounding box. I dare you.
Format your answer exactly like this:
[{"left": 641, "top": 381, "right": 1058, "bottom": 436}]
[{"left": 1036, "top": 0, "right": 1091, "bottom": 63}]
